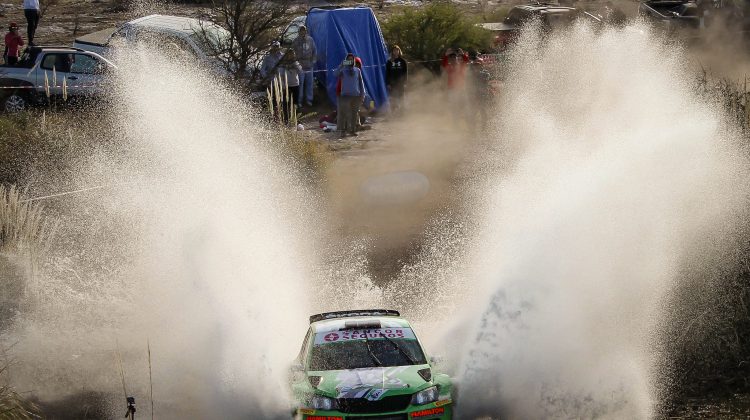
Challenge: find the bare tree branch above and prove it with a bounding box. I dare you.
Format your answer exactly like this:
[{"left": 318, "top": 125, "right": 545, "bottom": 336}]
[{"left": 195, "top": 0, "right": 294, "bottom": 89}]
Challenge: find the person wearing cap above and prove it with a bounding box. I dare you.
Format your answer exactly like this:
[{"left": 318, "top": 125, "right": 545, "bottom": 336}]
[
  {"left": 260, "top": 41, "right": 284, "bottom": 86},
  {"left": 441, "top": 47, "right": 469, "bottom": 91},
  {"left": 4, "top": 22, "right": 24, "bottom": 66},
  {"left": 441, "top": 47, "right": 470, "bottom": 123},
  {"left": 334, "top": 53, "right": 365, "bottom": 138},
  {"left": 22, "top": 0, "right": 40, "bottom": 45},
  {"left": 291, "top": 25, "right": 316, "bottom": 107}
]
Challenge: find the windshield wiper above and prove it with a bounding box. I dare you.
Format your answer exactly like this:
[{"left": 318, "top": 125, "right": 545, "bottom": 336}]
[
  {"left": 363, "top": 332, "right": 383, "bottom": 367},
  {"left": 379, "top": 333, "right": 417, "bottom": 365}
]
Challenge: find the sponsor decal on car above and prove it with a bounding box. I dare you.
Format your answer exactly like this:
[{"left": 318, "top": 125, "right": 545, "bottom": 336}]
[
  {"left": 434, "top": 399, "right": 451, "bottom": 407},
  {"left": 411, "top": 407, "right": 445, "bottom": 418},
  {"left": 305, "top": 417, "right": 343, "bottom": 420},
  {"left": 314, "top": 319, "right": 410, "bottom": 333},
  {"left": 314, "top": 328, "right": 416, "bottom": 345}
]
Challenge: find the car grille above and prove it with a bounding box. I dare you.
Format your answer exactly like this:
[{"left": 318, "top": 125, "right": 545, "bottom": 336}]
[{"left": 337, "top": 394, "right": 412, "bottom": 414}]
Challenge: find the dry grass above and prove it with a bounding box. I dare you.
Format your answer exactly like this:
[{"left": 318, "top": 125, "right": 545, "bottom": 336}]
[
  {"left": 0, "top": 185, "right": 58, "bottom": 255},
  {"left": 657, "top": 73, "right": 750, "bottom": 410},
  {"left": 267, "top": 75, "right": 298, "bottom": 127},
  {"left": 0, "top": 363, "right": 41, "bottom": 419},
  {"left": 266, "top": 77, "right": 333, "bottom": 177},
  {"left": 696, "top": 70, "right": 750, "bottom": 133}
]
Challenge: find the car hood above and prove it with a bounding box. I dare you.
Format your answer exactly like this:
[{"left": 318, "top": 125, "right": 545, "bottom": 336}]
[{"left": 308, "top": 365, "right": 431, "bottom": 399}]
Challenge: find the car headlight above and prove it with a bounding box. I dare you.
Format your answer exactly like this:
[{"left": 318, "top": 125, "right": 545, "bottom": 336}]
[
  {"left": 310, "top": 395, "right": 338, "bottom": 410},
  {"left": 411, "top": 385, "right": 439, "bottom": 405}
]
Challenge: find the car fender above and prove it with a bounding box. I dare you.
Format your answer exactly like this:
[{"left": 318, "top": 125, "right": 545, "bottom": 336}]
[
  {"left": 433, "top": 372, "right": 454, "bottom": 398},
  {"left": 0, "top": 77, "right": 34, "bottom": 92}
]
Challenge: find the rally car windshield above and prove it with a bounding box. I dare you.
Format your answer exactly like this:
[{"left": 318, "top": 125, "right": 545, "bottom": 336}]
[{"left": 309, "top": 338, "right": 427, "bottom": 370}]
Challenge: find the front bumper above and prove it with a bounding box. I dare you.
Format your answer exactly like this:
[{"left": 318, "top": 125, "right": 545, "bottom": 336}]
[{"left": 295, "top": 399, "right": 452, "bottom": 420}]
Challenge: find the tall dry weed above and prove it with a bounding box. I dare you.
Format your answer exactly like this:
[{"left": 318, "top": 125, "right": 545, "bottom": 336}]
[
  {"left": 696, "top": 70, "right": 750, "bottom": 133},
  {"left": 0, "top": 357, "right": 40, "bottom": 419},
  {"left": 0, "top": 185, "right": 58, "bottom": 255}
]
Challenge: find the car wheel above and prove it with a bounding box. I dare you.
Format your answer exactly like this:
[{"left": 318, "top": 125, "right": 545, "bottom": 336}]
[{"left": 4, "top": 93, "right": 27, "bottom": 113}]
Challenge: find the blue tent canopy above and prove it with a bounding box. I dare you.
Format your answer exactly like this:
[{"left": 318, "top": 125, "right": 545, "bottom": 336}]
[{"left": 306, "top": 7, "right": 389, "bottom": 109}]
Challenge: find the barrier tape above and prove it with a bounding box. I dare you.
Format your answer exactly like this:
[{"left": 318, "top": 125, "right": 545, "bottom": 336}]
[
  {"left": 21, "top": 183, "right": 128, "bottom": 203},
  {"left": 0, "top": 84, "right": 100, "bottom": 89},
  {"left": 300, "top": 54, "right": 504, "bottom": 74},
  {"left": 0, "top": 54, "right": 505, "bottom": 90}
]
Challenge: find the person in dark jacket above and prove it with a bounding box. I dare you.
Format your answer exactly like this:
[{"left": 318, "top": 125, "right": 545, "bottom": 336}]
[
  {"left": 385, "top": 45, "right": 407, "bottom": 112},
  {"left": 260, "top": 41, "right": 284, "bottom": 87},
  {"left": 274, "top": 49, "right": 303, "bottom": 124},
  {"left": 22, "top": 0, "right": 39, "bottom": 45}
]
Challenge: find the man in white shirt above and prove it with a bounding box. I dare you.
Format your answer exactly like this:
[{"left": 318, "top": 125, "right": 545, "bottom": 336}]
[{"left": 22, "top": 0, "right": 39, "bottom": 45}]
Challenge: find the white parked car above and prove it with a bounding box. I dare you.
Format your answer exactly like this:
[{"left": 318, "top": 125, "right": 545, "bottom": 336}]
[{"left": 74, "top": 14, "right": 232, "bottom": 75}]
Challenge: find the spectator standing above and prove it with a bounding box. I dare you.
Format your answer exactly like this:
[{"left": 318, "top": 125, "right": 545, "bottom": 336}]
[
  {"left": 4, "top": 22, "right": 24, "bottom": 66},
  {"left": 441, "top": 48, "right": 469, "bottom": 90},
  {"left": 385, "top": 45, "right": 408, "bottom": 112},
  {"left": 274, "top": 49, "right": 302, "bottom": 124},
  {"left": 441, "top": 48, "right": 470, "bottom": 121},
  {"left": 468, "top": 57, "right": 492, "bottom": 130},
  {"left": 292, "top": 25, "right": 316, "bottom": 107},
  {"left": 260, "top": 41, "right": 284, "bottom": 87},
  {"left": 336, "top": 54, "right": 368, "bottom": 127},
  {"left": 352, "top": 55, "right": 368, "bottom": 126},
  {"left": 22, "top": 0, "right": 39, "bottom": 45},
  {"left": 335, "top": 53, "right": 365, "bottom": 138}
]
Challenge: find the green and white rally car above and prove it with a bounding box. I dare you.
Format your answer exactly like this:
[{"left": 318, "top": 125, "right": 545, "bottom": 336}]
[{"left": 290, "top": 309, "right": 454, "bottom": 420}]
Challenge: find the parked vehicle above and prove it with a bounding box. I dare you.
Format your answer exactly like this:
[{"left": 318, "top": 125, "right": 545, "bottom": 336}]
[
  {"left": 290, "top": 309, "right": 454, "bottom": 420},
  {"left": 481, "top": 3, "right": 602, "bottom": 48},
  {"left": 282, "top": 15, "right": 308, "bottom": 46},
  {"left": 74, "top": 14, "right": 232, "bottom": 75},
  {"left": 0, "top": 46, "right": 116, "bottom": 112},
  {"left": 638, "top": 0, "right": 701, "bottom": 30}
]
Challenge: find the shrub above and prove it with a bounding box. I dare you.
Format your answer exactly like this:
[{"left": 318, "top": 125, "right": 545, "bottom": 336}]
[{"left": 382, "top": 2, "right": 493, "bottom": 66}]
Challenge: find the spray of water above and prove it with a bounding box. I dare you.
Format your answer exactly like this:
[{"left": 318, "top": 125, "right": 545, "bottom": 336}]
[
  {"left": 3, "top": 45, "right": 318, "bottom": 417},
  {"left": 443, "top": 23, "right": 750, "bottom": 418},
  {"left": 3, "top": 18, "right": 750, "bottom": 420}
]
